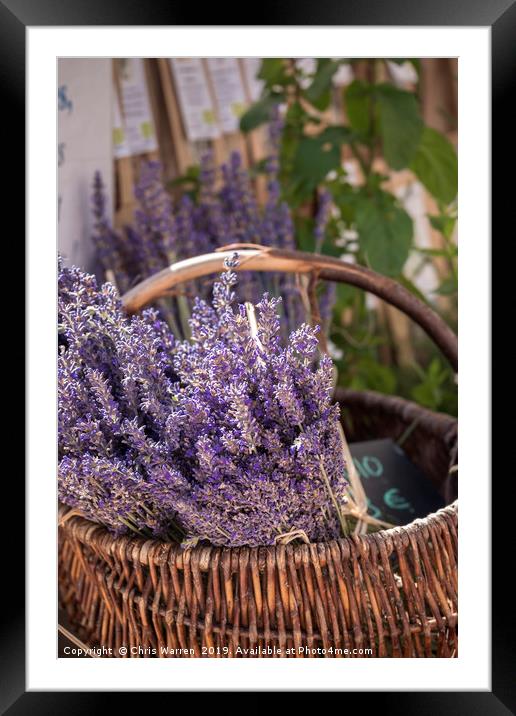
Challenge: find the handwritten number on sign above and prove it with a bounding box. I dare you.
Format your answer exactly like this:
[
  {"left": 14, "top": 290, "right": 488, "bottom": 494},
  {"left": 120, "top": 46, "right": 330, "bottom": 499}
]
[
  {"left": 384, "top": 488, "right": 414, "bottom": 513},
  {"left": 353, "top": 455, "right": 384, "bottom": 479}
]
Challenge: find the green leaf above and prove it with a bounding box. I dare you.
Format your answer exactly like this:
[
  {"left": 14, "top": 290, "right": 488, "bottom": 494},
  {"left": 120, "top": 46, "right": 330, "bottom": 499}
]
[
  {"left": 285, "top": 129, "right": 345, "bottom": 205},
  {"left": 329, "top": 181, "right": 358, "bottom": 223},
  {"left": 283, "top": 175, "right": 314, "bottom": 207},
  {"left": 284, "top": 100, "right": 310, "bottom": 129},
  {"left": 317, "top": 125, "right": 354, "bottom": 146},
  {"left": 348, "top": 356, "right": 398, "bottom": 394},
  {"left": 410, "top": 358, "right": 447, "bottom": 410},
  {"left": 376, "top": 84, "right": 423, "bottom": 170},
  {"left": 345, "top": 80, "right": 373, "bottom": 136},
  {"left": 333, "top": 281, "right": 357, "bottom": 311},
  {"left": 293, "top": 216, "right": 315, "bottom": 252},
  {"left": 416, "top": 245, "right": 457, "bottom": 259},
  {"left": 304, "top": 59, "right": 339, "bottom": 110},
  {"left": 434, "top": 276, "right": 457, "bottom": 296},
  {"left": 410, "top": 127, "right": 458, "bottom": 204},
  {"left": 240, "top": 96, "right": 280, "bottom": 133},
  {"left": 355, "top": 191, "right": 413, "bottom": 276},
  {"left": 409, "top": 59, "right": 421, "bottom": 75},
  {"left": 429, "top": 214, "right": 457, "bottom": 240},
  {"left": 258, "top": 59, "right": 289, "bottom": 86},
  {"left": 291, "top": 135, "right": 342, "bottom": 190},
  {"left": 166, "top": 165, "right": 200, "bottom": 199}
]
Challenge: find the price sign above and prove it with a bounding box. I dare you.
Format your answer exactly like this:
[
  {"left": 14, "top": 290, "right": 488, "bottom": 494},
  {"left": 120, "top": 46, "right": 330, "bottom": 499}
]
[
  {"left": 117, "top": 58, "right": 158, "bottom": 155},
  {"left": 113, "top": 91, "right": 131, "bottom": 159},
  {"left": 349, "top": 439, "right": 445, "bottom": 525},
  {"left": 207, "top": 58, "right": 248, "bottom": 133},
  {"left": 170, "top": 58, "right": 220, "bottom": 141}
]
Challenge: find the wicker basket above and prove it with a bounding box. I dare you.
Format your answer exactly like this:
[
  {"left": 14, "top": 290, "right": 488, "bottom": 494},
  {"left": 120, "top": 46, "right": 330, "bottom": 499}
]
[{"left": 59, "top": 248, "right": 458, "bottom": 658}]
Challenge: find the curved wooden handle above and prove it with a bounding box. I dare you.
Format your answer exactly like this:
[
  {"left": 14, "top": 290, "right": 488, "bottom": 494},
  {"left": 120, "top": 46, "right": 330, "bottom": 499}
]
[{"left": 121, "top": 246, "right": 458, "bottom": 371}]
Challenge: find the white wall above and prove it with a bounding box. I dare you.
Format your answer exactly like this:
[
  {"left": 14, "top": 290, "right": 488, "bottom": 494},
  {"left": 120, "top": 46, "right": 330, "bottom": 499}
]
[{"left": 58, "top": 58, "right": 113, "bottom": 272}]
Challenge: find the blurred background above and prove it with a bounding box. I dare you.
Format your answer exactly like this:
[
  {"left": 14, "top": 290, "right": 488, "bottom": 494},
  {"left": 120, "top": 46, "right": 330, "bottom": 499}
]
[{"left": 58, "top": 57, "right": 457, "bottom": 416}]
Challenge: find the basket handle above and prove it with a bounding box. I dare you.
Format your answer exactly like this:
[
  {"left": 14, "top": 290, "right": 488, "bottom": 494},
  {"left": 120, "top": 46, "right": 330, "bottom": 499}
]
[{"left": 121, "top": 245, "right": 458, "bottom": 372}]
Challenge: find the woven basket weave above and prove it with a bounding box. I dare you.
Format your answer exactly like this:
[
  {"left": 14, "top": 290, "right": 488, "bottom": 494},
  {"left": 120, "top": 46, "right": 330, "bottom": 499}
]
[{"left": 59, "top": 248, "right": 458, "bottom": 658}]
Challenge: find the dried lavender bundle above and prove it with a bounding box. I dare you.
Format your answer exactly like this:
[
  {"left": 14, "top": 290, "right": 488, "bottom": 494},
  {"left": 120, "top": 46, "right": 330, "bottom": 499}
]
[{"left": 58, "top": 257, "right": 348, "bottom": 546}]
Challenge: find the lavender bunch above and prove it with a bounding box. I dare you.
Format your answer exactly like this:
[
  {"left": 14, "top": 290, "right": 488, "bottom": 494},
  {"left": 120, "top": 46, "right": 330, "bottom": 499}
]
[
  {"left": 58, "top": 258, "right": 348, "bottom": 546},
  {"left": 167, "top": 257, "right": 347, "bottom": 545}
]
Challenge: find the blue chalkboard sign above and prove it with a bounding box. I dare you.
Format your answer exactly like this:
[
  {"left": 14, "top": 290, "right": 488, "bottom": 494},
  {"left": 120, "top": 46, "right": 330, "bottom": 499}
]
[{"left": 348, "top": 439, "right": 445, "bottom": 525}]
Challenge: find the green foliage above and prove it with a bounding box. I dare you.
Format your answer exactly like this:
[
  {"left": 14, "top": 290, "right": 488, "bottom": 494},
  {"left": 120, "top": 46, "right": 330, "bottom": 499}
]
[
  {"left": 355, "top": 189, "right": 413, "bottom": 276},
  {"left": 425, "top": 207, "right": 458, "bottom": 299},
  {"left": 166, "top": 165, "right": 200, "bottom": 200},
  {"left": 345, "top": 80, "right": 374, "bottom": 136},
  {"left": 239, "top": 58, "right": 458, "bottom": 415},
  {"left": 286, "top": 130, "right": 350, "bottom": 205},
  {"left": 348, "top": 355, "right": 398, "bottom": 394},
  {"left": 240, "top": 95, "right": 281, "bottom": 132},
  {"left": 258, "top": 58, "right": 290, "bottom": 86},
  {"left": 304, "top": 59, "right": 341, "bottom": 110},
  {"left": 434, "top": 276, "right": 457, "bottom": 297},
  {"left": 410, "top": 127, "right": 458, "bottom": 204},
  {"left": 410, "top": 358, "right": 455, "bottom": 413},
  {"left": 376, "top": 83, "right": 423, "bottom": 169}
]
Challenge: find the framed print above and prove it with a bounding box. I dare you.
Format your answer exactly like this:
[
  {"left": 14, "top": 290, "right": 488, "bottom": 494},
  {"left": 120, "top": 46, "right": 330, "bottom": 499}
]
[{"left": 5, "top": 0, "right": 509, "bottom": 707}]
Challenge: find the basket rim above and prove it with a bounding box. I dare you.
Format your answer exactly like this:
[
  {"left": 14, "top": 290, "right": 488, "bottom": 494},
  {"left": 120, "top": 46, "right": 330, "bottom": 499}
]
[
  {"left": 58, "top": 500, "right": 458, "bottom": 570},
  {"left": 334, "top": 386, "right": 457, "bottom": 435}
]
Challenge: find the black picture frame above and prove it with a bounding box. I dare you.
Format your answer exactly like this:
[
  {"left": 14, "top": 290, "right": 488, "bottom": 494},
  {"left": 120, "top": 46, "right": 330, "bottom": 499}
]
[{"left": 8, "top": 0, "right": 507, "bottom": 709}]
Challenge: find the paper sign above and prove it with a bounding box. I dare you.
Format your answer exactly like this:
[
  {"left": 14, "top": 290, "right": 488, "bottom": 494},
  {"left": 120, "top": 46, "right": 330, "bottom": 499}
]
[
  {"left": 113, "top": 91, "right": 131, "bottom": 159},
  {"left": 206, "top": 58, "right": 248, "bottom": 133},
  {"left": 349, "top": 438, "right": 445, "bottom": 525},
  {"left": 118, "top": 58, "right": 158, "bottom": 155},
  {"left": 58, "top": 59, "right": 113, "bottom": 273},
  {"left": 170, "top": 58, "right": 220, "bottom": 141},
  {"left": 241, "top": 58, "right": 264, "bottom": 102}
]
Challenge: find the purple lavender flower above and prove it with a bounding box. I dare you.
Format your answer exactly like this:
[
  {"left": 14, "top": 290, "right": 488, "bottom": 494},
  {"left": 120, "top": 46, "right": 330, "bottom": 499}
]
[
  {"left": 91, "top": 172, "right": 130, "bottom": 291},
  {"left": 318, "top": 281, "right": 337, "bottom": 333},
  {"left": 133, "top": 161, "right": 177, "bottom": 272},
  {"left": 58, "top": 261, "right": 348, "bottom": 546}
]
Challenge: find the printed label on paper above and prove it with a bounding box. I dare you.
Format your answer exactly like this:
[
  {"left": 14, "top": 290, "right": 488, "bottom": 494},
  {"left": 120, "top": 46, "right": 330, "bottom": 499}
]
[
  {"left": 206, "top": 58, "right": 248, "bottom": 134},
  {"left": 170, "top": 58, "right": 220, "bottom": 141},
  {"left": 118, "top": 58, "right": 158, "bottom": 155},
  {"left": 113, "top": 90, "right": 131, "bottom": 159}
]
